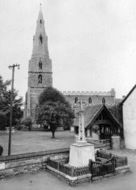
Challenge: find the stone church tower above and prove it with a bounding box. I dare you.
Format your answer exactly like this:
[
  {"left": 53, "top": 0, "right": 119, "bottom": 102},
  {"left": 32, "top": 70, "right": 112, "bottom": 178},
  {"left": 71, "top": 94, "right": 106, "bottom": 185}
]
[{"left": 25, "top": 7, "right": 52, "bottom": 121}]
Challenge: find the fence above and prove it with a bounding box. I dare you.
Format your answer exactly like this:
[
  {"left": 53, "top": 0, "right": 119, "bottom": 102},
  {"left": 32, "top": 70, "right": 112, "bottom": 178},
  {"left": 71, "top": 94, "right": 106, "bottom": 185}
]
[
  {"left": 47, "top": 150, "right": 128, "bottom": 178},
  {"left": 96, "top": 150, "right": 112, "bottom": 160},
  {"left": 99, "top": 139, "right": 111, "bottom": 148},
  {"left": 72, "top": 166, "right": 90, "bottom": 176},
  {"left": 90, "top": 150, "right": 128, "bottom": 179},
  {"left": 47, "top": 158, "right": 90, "bottom": 177},
  {"left": 89, "top": 158, "right": 115, "bottom": 179},
  {"left": 114, "top": 156, "right": 128, "bottom": 168},
  {"left": 96, "top": 150, "right": 128, "bottom": 167}
]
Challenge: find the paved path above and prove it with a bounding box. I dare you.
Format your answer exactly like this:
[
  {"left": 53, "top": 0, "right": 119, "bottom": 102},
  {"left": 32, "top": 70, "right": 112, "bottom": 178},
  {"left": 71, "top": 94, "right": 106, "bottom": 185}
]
[{"left": 0, "top": 149, "right": 136, "bottom": 190}]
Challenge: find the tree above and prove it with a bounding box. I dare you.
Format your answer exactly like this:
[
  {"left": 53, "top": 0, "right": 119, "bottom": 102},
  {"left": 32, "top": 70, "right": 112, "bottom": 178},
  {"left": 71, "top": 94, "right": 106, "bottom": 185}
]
[
  {"left": 22, "top": 117, "right": 32, "bottom": 131},
  {"left": 0, "top": 112, "right": 6, "bottom": 130},
  {"left": 4, "top": 91, "right": 23, "bottom": 127},
  {"left": 38, "top": 87, "right": 67, "bottom": 106},
  {"left": 36, "top": 87, "right": 74, "bottom": 138},
  {"left": 0, "top": 75, "right": 23, "bottom": 129}
]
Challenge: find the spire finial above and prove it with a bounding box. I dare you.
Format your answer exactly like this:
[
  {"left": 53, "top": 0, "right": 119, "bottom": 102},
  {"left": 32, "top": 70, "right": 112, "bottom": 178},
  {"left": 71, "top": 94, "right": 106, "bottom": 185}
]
[
  {"left": 38, "top": 2, "right": 44, "bottom": 21},
  {"left": 40, "top": 3, "right": 42, "bottom": 10}
]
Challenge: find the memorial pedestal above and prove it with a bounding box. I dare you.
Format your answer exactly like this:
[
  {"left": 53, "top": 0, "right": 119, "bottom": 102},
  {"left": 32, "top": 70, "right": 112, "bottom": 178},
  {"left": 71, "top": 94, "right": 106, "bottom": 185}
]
[{"left": 69, "top": 142, "right": 95, "bottom": 167}]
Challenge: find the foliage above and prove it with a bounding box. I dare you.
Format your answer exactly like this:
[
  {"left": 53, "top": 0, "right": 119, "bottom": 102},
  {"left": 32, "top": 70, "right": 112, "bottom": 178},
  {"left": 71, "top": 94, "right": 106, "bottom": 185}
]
[
  {"left": 5, "top": 91, "right": 23, "bottom": 126},
  {"left": 37, "top": 87, "right": 74, "bottom": 138},
  {"left": 0, "top": 75, "right": 23, "bottom": 129},
  {"left": 38, "top": 87, "right": 67, "bottom": 106},
  {"left": 22, "top": 117, "right": 32, "bottom": 131},
  {"left": 0, "top": 145, "right": 3, "bottom": 156},
  {"left": 0, "top": 112, "right": 6, "bottom": 130}
]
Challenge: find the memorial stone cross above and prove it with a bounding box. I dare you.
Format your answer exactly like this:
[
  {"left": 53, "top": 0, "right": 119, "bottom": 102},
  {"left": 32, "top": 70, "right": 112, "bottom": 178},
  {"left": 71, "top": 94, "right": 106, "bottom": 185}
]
[{"left": 78, "top": 100, "right": 86, "bottom": 143}]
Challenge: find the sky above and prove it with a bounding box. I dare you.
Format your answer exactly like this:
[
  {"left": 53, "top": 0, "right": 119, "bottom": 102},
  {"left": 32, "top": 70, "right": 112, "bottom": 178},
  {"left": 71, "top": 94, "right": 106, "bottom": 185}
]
[{"left": 0, "top": 0, "right": 136, "bottom": 100}]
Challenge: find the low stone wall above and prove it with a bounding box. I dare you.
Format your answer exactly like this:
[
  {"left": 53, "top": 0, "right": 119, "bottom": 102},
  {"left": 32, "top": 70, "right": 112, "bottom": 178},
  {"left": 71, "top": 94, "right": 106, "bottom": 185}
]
[
  {"left": 0, "top": 148, "right": 69, "bottom": 179},
  {"left": 46, "top": 165, "right": 92, "bottom": 186}
]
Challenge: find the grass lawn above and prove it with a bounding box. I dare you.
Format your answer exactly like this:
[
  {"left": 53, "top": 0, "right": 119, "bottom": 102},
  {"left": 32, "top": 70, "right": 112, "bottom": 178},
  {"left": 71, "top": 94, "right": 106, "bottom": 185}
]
[{"left": 0, "top": 130, "right": 75, "bottom": 155}]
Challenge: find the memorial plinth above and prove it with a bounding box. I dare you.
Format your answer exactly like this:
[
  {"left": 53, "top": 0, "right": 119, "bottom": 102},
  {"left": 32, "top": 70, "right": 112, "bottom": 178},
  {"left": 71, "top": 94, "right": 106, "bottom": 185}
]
[
  {"left": 69, "top": 142, "right": 95, "bottom": 167},
  {"left": 69, "top": 100, "right": 95, "bottom": 167}
]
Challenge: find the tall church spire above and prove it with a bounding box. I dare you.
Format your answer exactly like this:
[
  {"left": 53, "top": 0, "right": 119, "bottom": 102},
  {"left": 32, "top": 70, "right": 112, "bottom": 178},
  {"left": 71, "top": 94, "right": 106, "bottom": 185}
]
[
  {"left": 26, "top": 6, "right": 52, "bottom": 121},
  {"left": 32, "top": 5, "right": 49, "bottom": 57}
]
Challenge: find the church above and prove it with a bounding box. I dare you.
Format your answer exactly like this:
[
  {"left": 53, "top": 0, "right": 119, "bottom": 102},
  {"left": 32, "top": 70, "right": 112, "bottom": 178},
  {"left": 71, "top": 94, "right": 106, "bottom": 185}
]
[
  {"left": 25, "top": 6, "right": 121, "bottom": 137},
  {"left": 25, "top": 7, "right": 52, "bottom": 121}
]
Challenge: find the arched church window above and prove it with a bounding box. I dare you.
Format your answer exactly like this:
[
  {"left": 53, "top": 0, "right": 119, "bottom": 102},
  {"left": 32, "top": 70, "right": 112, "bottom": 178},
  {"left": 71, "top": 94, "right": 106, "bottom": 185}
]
[
  {"left": 39, "top": 59, "right": 42, "bottom": 69},
  {"left": 88, "top": 97, "right": 92, "bottom": 104},
  {"left": 38, "top": 74, "right": 42, "bottom": 84},
  {"left": 39, "top": 35, "right": 43, "bottom": 44},
  {"left": 40, "top": 19, "right": 42, "bottom": 24},
  {"left": 75, "top": 97, "right": 78, "bottom": 104}
]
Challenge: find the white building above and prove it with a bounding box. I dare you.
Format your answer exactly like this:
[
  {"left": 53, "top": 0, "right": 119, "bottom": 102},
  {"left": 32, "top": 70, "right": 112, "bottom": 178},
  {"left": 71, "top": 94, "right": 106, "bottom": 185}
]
[{"left": 122, "top": 85, "right": 136, "bottom": 149}]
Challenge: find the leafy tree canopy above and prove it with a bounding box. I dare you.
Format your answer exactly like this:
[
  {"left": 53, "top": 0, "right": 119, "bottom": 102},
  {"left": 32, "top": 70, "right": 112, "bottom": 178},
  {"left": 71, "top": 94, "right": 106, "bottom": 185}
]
[
  {"left": 37, "top": 87, "right": 74, "bottom": 138},
  {"left": 38, "top": 87, "right": 68, "bottom": 106},
  {"left": 0, "top": 75, "right": 23, "bottom": 129}
]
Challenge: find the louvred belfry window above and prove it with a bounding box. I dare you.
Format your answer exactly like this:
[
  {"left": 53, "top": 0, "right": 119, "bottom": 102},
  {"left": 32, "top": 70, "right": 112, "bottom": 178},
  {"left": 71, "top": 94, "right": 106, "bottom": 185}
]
[
  {"left": 75, "top": 97, "right": 78, "bottom": 103},
  {"left": 88, "top": 97, "right": 92, "bottom": 104},
  {"left": 38, "top": 75, "right": 42, "bottom": 84},
  {"left": 39, "top": 35, "right": 43, "bottom": 44},
  {"left": 39, "top": 59, "right": 42, "bottom": 69}
]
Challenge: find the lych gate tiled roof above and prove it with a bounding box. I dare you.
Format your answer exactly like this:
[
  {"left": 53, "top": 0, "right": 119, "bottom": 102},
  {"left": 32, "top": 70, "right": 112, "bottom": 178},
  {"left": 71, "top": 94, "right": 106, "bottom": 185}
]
[
  {"left": 84, "top": 105, "right": 103, "bottom": 127},
  {"left": 74, "top": 104, "right": 102, "bottom": 127},
  {"left": 74, "top": 104, "right": 122, "bottom": 128}
]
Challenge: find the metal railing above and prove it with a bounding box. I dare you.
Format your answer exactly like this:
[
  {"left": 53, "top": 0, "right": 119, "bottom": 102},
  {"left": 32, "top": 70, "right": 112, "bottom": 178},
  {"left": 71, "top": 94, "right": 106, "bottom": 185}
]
[
  {"left": 89, "top": 158, "right": 115, "bottom": 179},
  {"left": 47, "top": 158, "right": 90, "bottom": 177},
  {"left": 114, "top": 156, "right": 128, "bottom": 168}
]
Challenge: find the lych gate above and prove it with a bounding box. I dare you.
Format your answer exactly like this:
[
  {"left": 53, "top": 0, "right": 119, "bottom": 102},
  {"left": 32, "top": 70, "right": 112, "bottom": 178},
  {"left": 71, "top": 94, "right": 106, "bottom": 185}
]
[{"left": 74, "top": 104, "right": 122, "bottom": 141}]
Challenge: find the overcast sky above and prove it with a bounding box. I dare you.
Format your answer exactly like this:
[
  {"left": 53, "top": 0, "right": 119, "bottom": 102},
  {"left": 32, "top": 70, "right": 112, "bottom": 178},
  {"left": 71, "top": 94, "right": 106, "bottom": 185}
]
[{"left": 0, "top": 0, "right": 136, "bottom": 100}]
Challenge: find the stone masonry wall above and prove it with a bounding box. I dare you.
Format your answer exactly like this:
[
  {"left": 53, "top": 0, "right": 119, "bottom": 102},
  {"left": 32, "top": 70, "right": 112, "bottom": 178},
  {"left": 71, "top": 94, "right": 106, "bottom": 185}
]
[{"left": 0, "top": 149, "right": 69, "bottom": 179}]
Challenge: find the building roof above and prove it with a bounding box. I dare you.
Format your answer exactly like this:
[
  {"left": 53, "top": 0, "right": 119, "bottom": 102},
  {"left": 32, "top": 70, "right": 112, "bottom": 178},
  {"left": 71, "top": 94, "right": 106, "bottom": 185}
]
[
  {"left": 121, "top": 84, "right": 136, "bottom": 105},
  {"left": 84, "top": 105, "right": 103, "bottom": 127},
  {"left": 115, "top": 98, "right": 122, "bottom": 105},
  {"left": 74, "top": 104, "right": 122, "bottom": 128}
]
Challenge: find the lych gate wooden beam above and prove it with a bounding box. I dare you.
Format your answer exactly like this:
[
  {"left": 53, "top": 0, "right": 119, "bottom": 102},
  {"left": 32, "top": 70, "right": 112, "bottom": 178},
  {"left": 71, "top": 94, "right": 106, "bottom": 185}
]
[{"left": 94, "top": 120, "right": 112, "bottom": 125}]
